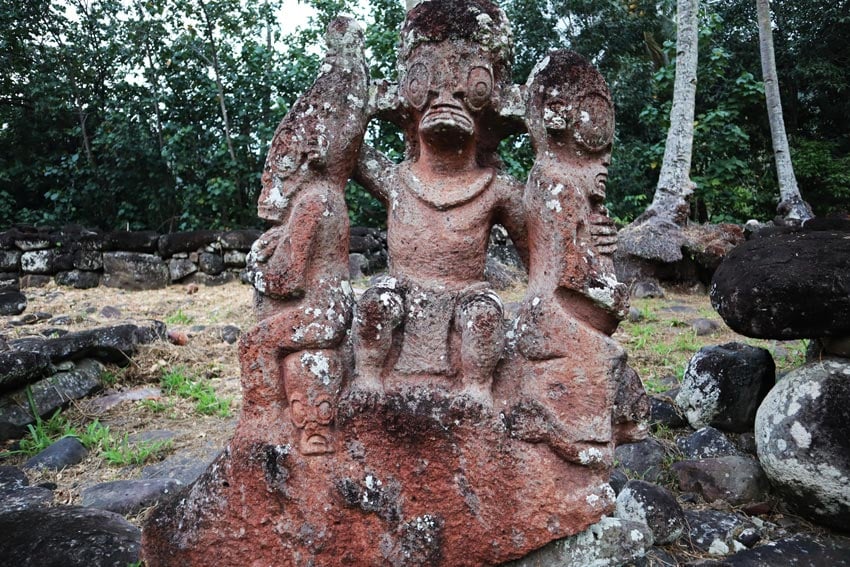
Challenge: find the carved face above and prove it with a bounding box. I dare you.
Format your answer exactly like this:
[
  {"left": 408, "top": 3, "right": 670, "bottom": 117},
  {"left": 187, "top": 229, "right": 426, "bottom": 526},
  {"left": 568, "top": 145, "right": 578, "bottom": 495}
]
[
  {"left": 289, "top": 392, "right": 335, "bottom": 455},
  {"left": 543, "top": 92, "right": 614, "bottom": 155},
  {"left": 403, "top": 42, "right": 496, "bottom": 140}
]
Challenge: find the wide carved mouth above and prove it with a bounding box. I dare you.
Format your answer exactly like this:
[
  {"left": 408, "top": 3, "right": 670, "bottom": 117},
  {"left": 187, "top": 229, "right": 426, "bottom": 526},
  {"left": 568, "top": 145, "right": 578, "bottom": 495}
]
[
  {"left": 420, "top": 103, "right": 474, "bottom": 135},
  {"left": 303, "top": 434, "right": 329, "bottom": 452}
]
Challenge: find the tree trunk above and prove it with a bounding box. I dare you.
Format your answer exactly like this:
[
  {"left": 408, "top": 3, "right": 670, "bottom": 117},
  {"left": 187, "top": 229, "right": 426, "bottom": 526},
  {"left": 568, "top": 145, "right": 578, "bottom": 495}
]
[
  {"left": 756, "top": 0, "right": 813, "bottom": 222},
  {"left": 645, "top": 0, "right": 699, "bottom": 227},
  {"left": 198, "top": 0, "right": 238, "bottom": 166}
]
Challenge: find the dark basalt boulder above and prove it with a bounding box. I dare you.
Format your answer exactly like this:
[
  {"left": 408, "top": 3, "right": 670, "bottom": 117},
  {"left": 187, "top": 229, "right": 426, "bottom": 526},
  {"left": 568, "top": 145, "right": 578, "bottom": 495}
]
[
  {"left": 0, "top": 506, "right": 141, "bottom": 566},
  {"left": 711, "top": 221, "right": 850, "bottom": 339},
  {"left": 676, "top": 343, "right": 775, "bottom": 432}
]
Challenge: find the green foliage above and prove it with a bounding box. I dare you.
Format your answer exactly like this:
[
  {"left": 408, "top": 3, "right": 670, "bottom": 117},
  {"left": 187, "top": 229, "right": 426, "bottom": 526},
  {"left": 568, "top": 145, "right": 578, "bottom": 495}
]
[
  {"left": 101, "top": 434, "right": 173, "bottom": 466},
  {"left": 161, "top": 366, "right": 231, "bottom": 417},
  {"left": 165, "top": 308, "right": 194, "bottom": 325},
  {"left": 0, "top": 0, "right": 846, "bottom": 228}
]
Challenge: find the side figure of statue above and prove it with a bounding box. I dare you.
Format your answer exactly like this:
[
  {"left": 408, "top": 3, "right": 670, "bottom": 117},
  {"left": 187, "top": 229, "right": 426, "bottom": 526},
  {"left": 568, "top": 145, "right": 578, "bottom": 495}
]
[{"left": 239, "top": 17, "right": 369, "bottom": 454}]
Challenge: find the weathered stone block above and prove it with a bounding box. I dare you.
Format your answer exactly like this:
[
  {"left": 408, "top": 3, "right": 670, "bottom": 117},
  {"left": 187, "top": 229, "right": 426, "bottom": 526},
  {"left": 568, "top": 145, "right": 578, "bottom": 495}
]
[
  {"left": 21, "top": 249, "right": 58, "bottom": 274},
  {"left": 102, "top": 252, "right": 169, "bottom": 290}
]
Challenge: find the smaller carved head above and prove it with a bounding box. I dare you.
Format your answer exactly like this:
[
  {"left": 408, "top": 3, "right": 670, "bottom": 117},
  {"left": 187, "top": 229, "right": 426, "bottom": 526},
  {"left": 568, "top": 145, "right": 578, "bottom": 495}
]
[
  {"left": 526, "top": 51, "right": 613, "bottom": 152},
  {"left": 526, "top": 50, "right": 614, "bottom": 204},
  {"left": 283, "top": 350, "right": 343, "bottom": 456}
]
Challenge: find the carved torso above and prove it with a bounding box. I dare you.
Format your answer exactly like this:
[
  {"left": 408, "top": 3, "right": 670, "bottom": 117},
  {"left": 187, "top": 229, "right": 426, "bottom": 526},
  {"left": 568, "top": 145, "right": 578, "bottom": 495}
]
[{"left": 387, "top": 162, "right": 499, "bottom": 290}]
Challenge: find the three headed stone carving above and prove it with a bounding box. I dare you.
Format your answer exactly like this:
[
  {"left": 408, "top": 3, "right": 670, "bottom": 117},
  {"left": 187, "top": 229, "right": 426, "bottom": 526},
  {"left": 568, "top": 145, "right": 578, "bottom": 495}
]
[{"left": 143, "top": 2, "right": 647, "bottom": 565}]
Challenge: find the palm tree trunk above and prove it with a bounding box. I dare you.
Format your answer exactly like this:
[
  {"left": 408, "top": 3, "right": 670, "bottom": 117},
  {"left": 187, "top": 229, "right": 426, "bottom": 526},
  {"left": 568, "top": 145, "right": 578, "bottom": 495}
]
[
  {"left": 756, "top": 0, "right": 813, "bottom": 222},
  {"left": 646, "top": 0, "right": 699, "bottom": 227}
]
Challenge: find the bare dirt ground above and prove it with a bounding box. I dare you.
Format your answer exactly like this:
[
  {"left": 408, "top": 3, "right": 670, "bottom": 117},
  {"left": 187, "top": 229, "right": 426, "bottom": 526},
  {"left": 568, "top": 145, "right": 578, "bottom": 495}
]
[{"left": 0, "top": 279, "right": 813, "bottom": 541}]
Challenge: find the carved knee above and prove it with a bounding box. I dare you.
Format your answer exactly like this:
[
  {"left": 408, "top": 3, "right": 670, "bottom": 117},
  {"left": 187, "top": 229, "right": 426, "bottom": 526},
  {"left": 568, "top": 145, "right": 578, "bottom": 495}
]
[
  {"left": 457, "top": 290, "right": 504, "bottom": 340},
  {"left": 354, "top": 286, "right": 404, "bottom": 346}
]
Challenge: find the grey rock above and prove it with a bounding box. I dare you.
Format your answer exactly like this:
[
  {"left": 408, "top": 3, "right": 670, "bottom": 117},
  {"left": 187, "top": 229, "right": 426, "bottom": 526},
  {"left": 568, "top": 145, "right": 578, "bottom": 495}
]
[
  {"left": 676, "top": 343, "right": 775, "bottom": 432},
  {"left": 683, "top": 510, "right": 756, "bottom": 555},
  {"left": 9, "top": 311, "right": 51, "bottom": 326},
  {"left": 83, "top": 386, "right": 161, "bottom": 415},
  {"left": 821, "top": 336, "right": 850, "bottom": 357},
  {"left": 502, "top": 517, "right": 652, "bottom": 567},
  {"left": 618, "top": 218, "right": 686, "bottom": 264},
  {"left": 615, "top": 439, "right": 666, "bottom": 482},
  {"left": 0, "top": 290, "right": 27, "bottom": 315},
  {"left": 0, "top": 505, "right": 140, "bottom": 566},
  {"left": 629, "top": 547, "right": 680, "bottom": 567},
  {"left": 72, "top": 248, "right": 103, "bottom": 271},
  {"left": 0, "top": 250, "right": 21, "bottom": 271},
  {"left": 0, "top": 359, "right": 104, "bottom": 427},
  {"left": 13, "top": 235, "right": 52, "bottom": 251},
  {"left": 102, "top": 251, "right": 169, "bottom": 290},
  {"left": 223, "top": 249, "right": 247, "bottom": 267},
  {"left": 141, "top": 446, "right": 222, "bottom": 485},
  {"left": 349, "top": 252, "right": 368, "bottom": 280},
  {"left": 0, "top": 272, "right": 20, "bottom": 291},
  {"left": 158, "top": 230, "right": 219, "bottom": 257},
  {"left": 691, "top": 318, "right": 720, "bottom": 336},
  {"left": 54, "top": 270, "right": 101, "bottom": 289},
  {"left": 672, "top": 456, "right": 768, "bottom": 505},
  {"left": 81, "top": 478, "right": 182, "bottom": 515},
  {"left": 0, "top": 465, "right": 28, "bottom": 491},
  {"left": 218, "top": 325, "right": 241, "bottom": 345},
  {"left": 20, "top": 274, "right": 52, "bottom": 288},
  {"left": 649, "top": 396, "right": 686, "bottom": 429},
  {"left": 675, "top": 427, "right": 740, "bottom": 459},
  {"left": 627, "top": 306, "right": 644, "bottom": 322},
  {"left": 99, "top": 305, "right": 122, "bottom": 319},
  {"left": 609, "top": 469, "right": 629, "bottom": 495},
  {"left": 703, "top": 534, "right": 850, "bottom": 566},
  {"left": 10, "top": 322, "right": 165, "bottom": 364},
  {"left": 632, "top": 280, "right": 665, "bottom": 299},
  {"left": 198, "top": 251, "right": 225, "bottom": 275},
  {"left": 755, "top": 359, "right": 850, "bottom": 530},
  {"left": 24, "top": 436, "right": 89, "bottom": 470},
  {"left": 616, "top": 480, "right": 685, "bottom": 545},
  {"left": 0, "top": 422, "right": 26, "bottom": 442},
  {"left": 103, "top": 230, "right": 159, "bottom": 252},
  {"left": 186, "top": 271, "right": 237, "bottom": 286},
  {"left": 218, "top": 229, "right": 261, "bottom": 250},
  {"left": 0, "top": 350, "right": 52, "bottom": 394},
  {"left": 126, "top": 429, "right": 177, "bottom": 446},
  {"left": 168, "top": 257, "right": 197, "bottom": 282},
  {"left": 0, "top": 486, "right": 54, "bottom": 513},
  {"left": 21, "top": 249, "right": 58, "bottom": 274}
]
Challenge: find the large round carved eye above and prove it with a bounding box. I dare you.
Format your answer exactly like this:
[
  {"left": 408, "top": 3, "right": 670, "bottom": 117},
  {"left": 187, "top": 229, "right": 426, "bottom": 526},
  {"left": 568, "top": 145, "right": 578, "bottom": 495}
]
[
  {"left": 466, "top": 66, "right": 493, "bottom": 110},
  {"left": 290, "top": 398, "right": 307, "bottom": 428},
  {"left": 316, "top": 399, "right": 334, "bottom": 425},
  {"left": 572, "top": 93, "right": 614, "bottom": 152},
  {"left": 406, "top": 62, "right": 429, "bottom": 110}
]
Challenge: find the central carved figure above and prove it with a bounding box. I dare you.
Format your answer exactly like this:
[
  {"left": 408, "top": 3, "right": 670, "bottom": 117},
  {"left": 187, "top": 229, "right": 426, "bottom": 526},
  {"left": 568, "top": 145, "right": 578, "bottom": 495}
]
[
  {"left": 352, "top": 10, "right": 527, "bottom": 399},
  {"left": 141, "top": 2, "right": 648, "bottom": 565}
]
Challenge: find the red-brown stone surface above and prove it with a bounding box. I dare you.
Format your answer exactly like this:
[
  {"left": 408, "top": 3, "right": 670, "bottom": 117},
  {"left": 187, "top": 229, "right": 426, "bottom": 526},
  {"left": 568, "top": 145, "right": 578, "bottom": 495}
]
[{"left": 141, "top": 3, "right": 646, "bottom": 566}]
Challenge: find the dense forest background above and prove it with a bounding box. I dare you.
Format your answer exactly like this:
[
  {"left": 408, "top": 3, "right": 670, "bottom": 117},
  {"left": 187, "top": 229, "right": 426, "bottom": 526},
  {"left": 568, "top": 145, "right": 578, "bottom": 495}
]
[{"left": 1, "top": 0, "right": 847, "bottom": 231}]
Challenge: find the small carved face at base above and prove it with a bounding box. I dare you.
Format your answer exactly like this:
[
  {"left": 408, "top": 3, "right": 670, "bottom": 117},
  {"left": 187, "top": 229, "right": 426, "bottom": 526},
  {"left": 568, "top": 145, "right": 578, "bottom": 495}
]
[{"left": 289, "top": 392, "right": 335, "bottom": 455}]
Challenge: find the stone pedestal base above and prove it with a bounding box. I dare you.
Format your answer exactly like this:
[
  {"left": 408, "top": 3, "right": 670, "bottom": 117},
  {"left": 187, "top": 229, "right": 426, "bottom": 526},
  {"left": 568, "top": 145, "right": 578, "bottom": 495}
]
[{"left": 142, "top": 383, "right": 616, "bottom": 566}]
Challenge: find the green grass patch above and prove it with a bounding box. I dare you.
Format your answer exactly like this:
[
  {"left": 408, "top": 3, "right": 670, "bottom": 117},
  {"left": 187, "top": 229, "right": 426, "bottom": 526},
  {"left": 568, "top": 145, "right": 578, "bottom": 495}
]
[
  {"left": 161, "top": 366, "right": 231, "bottom": 417},
  {"left": 101, "top": 434, "right": 173, "bottom": 466},
  {"left": 165, "top": 308, "right": 194, "bottom": 325}
]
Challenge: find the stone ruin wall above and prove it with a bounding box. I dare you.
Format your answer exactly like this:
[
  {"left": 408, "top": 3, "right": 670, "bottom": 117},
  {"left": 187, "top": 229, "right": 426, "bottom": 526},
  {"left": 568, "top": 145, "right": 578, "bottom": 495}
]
[{"left": 0, "top": 225, "right": 387, "bottom": 292}]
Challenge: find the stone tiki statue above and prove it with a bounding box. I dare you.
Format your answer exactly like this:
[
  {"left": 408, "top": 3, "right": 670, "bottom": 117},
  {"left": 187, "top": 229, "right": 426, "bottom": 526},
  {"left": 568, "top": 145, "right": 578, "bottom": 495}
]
[{"left": 142, "top": 2, "right": 647, "bottom": 566}]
